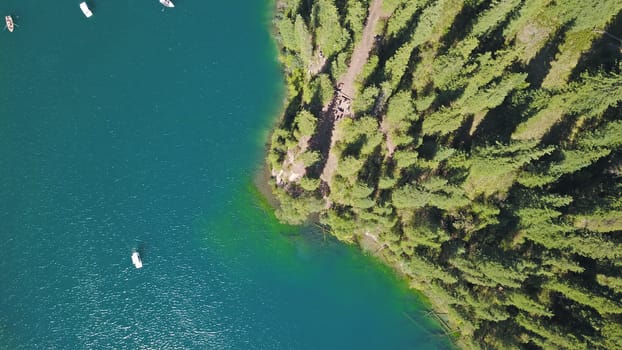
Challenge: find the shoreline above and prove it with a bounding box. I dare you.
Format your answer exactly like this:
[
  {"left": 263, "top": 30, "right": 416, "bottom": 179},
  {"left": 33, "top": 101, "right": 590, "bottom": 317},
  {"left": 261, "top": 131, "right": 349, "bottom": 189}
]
[{"left": 255, "top": 0, "right": 460, "bottom": 346}]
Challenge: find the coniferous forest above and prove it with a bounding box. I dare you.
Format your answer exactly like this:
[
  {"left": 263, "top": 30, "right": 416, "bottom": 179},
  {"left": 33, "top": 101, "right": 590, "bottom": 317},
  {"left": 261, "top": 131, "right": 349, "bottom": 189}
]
[{"left": 266, "top": 0, "right": 622, "bottom": 348}]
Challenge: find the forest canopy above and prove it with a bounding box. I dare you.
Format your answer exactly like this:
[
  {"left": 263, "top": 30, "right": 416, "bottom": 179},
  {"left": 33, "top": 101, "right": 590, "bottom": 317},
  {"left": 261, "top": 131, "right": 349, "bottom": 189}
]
[{"left": 267, "top": 0, "right": 622, "bottom": 348}]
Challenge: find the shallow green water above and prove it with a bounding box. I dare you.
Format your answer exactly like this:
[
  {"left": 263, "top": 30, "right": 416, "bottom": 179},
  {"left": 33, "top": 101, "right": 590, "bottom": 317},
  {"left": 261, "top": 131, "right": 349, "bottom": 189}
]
[{"left": 0, "top": 1, "right": 450, "bottom": 348}]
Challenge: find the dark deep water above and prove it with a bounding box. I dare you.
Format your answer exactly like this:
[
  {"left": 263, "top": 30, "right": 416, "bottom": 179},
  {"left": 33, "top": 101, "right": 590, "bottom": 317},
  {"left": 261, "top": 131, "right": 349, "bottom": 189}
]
[{"left": 0, "top": 1, "right": 451, "bottom": 348}]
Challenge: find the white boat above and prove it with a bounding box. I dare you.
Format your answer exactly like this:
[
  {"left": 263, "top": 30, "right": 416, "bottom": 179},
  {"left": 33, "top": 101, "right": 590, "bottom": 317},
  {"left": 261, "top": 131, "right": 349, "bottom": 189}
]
[
  {"left": 131, "top": 251, "right": 143, "bottom": 269},
  {"left": 80, "top": 2, "right": 93, "bottom": 18},
  {"left": 5, "top": 15, "right": 14, "bottom": 33},
  {"left": 160, "top": 0, "right": 175, "bottom": 8}
]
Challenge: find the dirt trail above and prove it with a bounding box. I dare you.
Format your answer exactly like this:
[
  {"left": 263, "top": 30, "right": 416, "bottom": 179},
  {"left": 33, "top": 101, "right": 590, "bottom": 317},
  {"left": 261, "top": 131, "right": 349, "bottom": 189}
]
[
  {"left": 320, "top": 122, "right": 342, "bottom": 183},
  {"left": 338, "top": 0, "right": 385, "bottom": 98},
  {"left": 321, "top": 0, "right": 385, "bottom": 185}
]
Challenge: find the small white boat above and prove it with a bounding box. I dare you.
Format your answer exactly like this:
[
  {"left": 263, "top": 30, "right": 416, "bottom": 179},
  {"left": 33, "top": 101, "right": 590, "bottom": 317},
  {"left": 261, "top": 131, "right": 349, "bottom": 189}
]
[
  {"left": 5, "top": 15, "right": 14, "bottom": 33},
  {"left": 80, "top": 2, "right": 93, "bottom": 18},
  {"left": 131, "top": 251, "right": 143, "bottom": 269},
  {"left": 160, "top": 0, "right": 175, "bottom": 8}
]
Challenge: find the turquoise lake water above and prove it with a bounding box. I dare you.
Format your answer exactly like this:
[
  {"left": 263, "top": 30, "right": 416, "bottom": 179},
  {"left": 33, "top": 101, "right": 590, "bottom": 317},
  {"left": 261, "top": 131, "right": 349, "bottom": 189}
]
[{"left": 0, "top": 1, "right": 451, "bottom": 348}]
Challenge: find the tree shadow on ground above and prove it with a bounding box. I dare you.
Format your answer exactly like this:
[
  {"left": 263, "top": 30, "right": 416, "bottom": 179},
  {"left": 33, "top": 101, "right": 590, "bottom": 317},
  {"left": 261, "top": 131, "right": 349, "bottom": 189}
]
[
  {"left": 471, "top": 91, "right": 531, "bottom": 145},
  {"left": 281, "top": 94, "right": 303, "bottom": 130},
  {"left": 471, "top": 3, "right": 524, "bottom": 56},
  {"left": 306, "top": 99, "right": 338, "bottom": 179},
  {"left": 524, "top": 20, "right": 575, "bottom": 89},
  {"left": 571, "top": 10, "right": 622, "bottom": 79},
  {"left": 437, "top": 0, "right": 493, "bottom": 55},
  {"left": 358, "top": 145, "right": 384, "bottom": 188},
  {"left": 540, "top": 113, "right": 577, "bottom": 146},
  {"left": 451, "top": 114, "right": 474, "bottom": 152}
]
